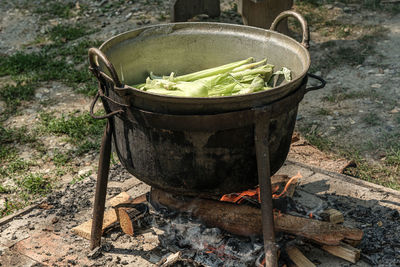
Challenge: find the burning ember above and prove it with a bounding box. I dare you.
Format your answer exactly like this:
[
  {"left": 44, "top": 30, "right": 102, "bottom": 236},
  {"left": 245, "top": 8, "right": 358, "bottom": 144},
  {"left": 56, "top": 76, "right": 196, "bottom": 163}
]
[
  {"left": 220, "top": 172, "right": 302, "bottom": 204},
  {"left": 101, "top": 172, "right": 364, "bottom": 266}
]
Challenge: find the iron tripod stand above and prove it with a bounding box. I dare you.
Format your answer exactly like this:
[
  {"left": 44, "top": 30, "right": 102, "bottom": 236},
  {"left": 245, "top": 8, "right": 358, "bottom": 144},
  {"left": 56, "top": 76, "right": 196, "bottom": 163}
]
[{"left": 89, "top": 110, "right": 279, "bottom": 267}]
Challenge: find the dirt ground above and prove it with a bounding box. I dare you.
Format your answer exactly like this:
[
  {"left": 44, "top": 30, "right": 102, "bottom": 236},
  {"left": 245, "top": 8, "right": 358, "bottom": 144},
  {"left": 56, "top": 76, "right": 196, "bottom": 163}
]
[{"left": 0, "top": 0, "right": 399, "bottom": 219}]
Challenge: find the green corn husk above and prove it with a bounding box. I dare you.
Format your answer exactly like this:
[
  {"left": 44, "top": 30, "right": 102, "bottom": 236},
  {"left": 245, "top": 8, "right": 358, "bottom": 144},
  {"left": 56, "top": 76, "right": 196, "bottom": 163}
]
[
  {"left": 173, "top": 57, "right": 254, "bottom": 82},
  {"left": 134, "top": 58, "right": 291, "bottom": 97},
  {"left": 231, "top": 58, "right": 267, "bottom": 72}
]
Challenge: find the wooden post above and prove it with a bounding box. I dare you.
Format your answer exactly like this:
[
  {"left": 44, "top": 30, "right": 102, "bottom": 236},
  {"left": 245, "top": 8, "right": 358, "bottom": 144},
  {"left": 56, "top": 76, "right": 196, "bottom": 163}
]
[
  {"left": 238, "top": 0, "right": 293, "bottom": 33},
  {"left": 171, "top": 0, "right": 221, "bottom": 22}
]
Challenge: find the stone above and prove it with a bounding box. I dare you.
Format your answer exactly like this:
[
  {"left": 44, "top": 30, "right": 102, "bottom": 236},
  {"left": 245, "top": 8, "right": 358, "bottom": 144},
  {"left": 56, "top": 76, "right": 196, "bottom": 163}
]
[
  {"left": 87, "top": 247, "right": 102, "bottom": 259},
  {"left": 371, "top": 83, "right": 381, "bottom": 88},
  {"left": 326, "top": 74, "right": 334, "bottom": 80},
  {"left": 101, "top": 242, "right": 113, "bottom": 252},
  {"left": 343, "top": 7, "right": 352, "bottom": 12}
]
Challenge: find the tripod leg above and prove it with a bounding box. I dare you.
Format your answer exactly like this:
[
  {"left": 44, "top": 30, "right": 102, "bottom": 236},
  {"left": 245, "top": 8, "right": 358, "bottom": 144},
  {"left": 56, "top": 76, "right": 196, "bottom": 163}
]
[
  {"left": 254, "top": 113, "right": 278, "bottom": 267},
  {"left": 90, "top": 120, "right": 113, "bottom": 249}
]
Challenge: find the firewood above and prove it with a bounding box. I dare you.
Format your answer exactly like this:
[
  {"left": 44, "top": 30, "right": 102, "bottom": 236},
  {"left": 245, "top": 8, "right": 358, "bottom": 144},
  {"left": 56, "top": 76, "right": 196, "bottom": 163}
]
[
  {"left": 271, "top": 174, "right": 299, "bottom": 198},
  {"left": 286, "top": 246, "right": 316, "bottom": 267},
  {"left": 113, "top": 194, "right": 148, "bottom": 236},
  {"left": 320, "top": 209, "right": 344, "bottom": 224},
  {"left": 271, "top": 174, "right": 289, "bottom": 184},
  {"left": 71, "top": 192, "right": 132, "bottom": 239},
  {"left": 150, "top": 189, "right": 363, "bottom": 246},
  {"left": 343, "top": 238, "right": 361, "bottom": 247},
  {"left": 321, "top": 242, "right": 360, "bottom": 264},
  {"left": 274, "top": 213, "right": 362, "bottom": 245}
]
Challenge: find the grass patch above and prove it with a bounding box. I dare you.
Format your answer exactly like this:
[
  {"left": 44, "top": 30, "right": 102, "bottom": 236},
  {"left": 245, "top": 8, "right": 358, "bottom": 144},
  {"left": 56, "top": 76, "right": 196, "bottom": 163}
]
[
  {"left": 298, "top": 123, "right": 400, "bottom": 190},
  {"left": 40, "top": 112, "right": 105, "bottom": 142},
  {"left": 315, "top": 108, "right": 332, "bottom": 116},
  {"left": 18, "top": 173, "right": 52, "bottom": 195},
  {"left": 0, "top": 38, "right": 102, "bottom": 116},
  {"left": 299, "top": 123, "right": 333, "bottom": 151},
  {"left": 0, "top": 158, "right": 31, "bottom": 177},
  {"left": 34, "top": 2, "right": 75, "bottom": 19},
  {"left": 48, "top": 24, "right": 91, "bottom": 43},
  {"left": 0, "top": 81, "right": 36, "bottom": 113},
  {"left": 322, "top": 87, "right": 379, "bottom": 103},
  {"left": 343, "top": 154, "right": 400, "bottom": 190},
  {"left": 362, "top": 113, "right": 380, "bottom": 126},
  {"left": 52, "top": 149, "right": 72, "bottom": 167},
  {"left": 39, "top": 111, "right": 106, "bottom": 154},
  {"left": 0, "top": 125, "right": 37, "bottom": 145},
  {"left": 0, "top": 185, "right": 10, "bottom": 193},
  {"left": 0, "top": 52, "right": 49, "bottom": 76},
  {"left": 0, "top": 125, "right": 37, "bottom": 161},
  {"left": 0, "top": 200, "right": 25, "bottom": 218},
  {"left": 386, "top": 148, "right": 400, "bottom": 165},
  {"left": 305, "top": 132, "right": 333, "bottom": 151},
  {"left": 71, "top": 171, "right": 92, "bottom": 185},
  {"left": 99, "top": 0, "right": 127, "bottom": 13}
]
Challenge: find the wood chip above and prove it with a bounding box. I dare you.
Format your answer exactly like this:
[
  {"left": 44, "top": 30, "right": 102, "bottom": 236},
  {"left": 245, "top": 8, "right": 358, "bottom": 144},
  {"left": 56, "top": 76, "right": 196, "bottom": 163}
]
[
  {"left": 320, "top": 209, "right": 344, "bottom": 224},
  {"left": 71, "top": 192, "right": 131, "bottom": 240},
  {"left": 286, "top": 246, "right": 316, "bottom": 267}
]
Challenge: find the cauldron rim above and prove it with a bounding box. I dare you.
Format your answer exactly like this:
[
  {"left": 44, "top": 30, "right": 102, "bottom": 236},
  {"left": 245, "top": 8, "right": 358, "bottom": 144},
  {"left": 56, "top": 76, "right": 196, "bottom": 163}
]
[{"left": 96, "top": 22, "right": 310, "bottom": 108}]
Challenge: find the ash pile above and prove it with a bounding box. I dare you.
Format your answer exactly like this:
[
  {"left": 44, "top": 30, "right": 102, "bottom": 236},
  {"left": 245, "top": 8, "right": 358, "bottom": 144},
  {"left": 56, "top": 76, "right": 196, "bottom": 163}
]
[{"left": 95, "top": 171, "right": 399, "bottom": 266}]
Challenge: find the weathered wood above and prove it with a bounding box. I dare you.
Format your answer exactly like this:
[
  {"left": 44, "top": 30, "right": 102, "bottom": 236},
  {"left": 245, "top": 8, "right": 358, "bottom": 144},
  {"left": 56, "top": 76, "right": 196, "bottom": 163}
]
[
  {"left": 286, "top": 246, "right": 316, "bottom": 267},
  {"left": 115, "top": 208, "right": 134, "bottom": 236},
  {"left": 150, "top": 189, "right": 363, "bottom": 245},
  {"left": 113, "top": 193, "right": 148, "bottom": 236},
  {"left": 320, "top": 209, "right": 344, "bottom": 224},
  {"left": 238, "top": 0, "right": 293, "bottom": 32},
  {"left": 71, "top": 192, "right": 132, "bottom": 240},
  {"left": 322, "top": 242, "right": 361, "bottom": 264},
  {"left": 171, "top": 0, "right": 220, "bottom": 22},
  {"left": 272, "top": 173, "right": 300, "bottom": 198},
  {"left": 343, "top": 238, "right": 361, "bottom": 247},
  {"left": 271, "top": 174, "right": 289, "bottom": 184},
  {"left": 275, "top": 213, "right": 362, "bottom": 245}
]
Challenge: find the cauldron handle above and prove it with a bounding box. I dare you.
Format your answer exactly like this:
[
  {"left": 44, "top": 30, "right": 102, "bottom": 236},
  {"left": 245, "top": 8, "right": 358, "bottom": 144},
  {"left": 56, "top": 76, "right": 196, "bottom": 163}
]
[
  {"left": 306, "top": 73, "right": 326, "bottom": 93},
  {"left": 270, "top": 10, "right": 310, "bottom": 49},
  {"left": 88, "top": 48, "right": 123, "bottom": 88}
]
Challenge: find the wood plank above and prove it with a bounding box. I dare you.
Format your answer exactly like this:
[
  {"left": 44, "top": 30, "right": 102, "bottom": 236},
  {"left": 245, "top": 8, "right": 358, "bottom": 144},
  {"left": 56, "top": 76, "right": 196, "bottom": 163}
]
[
  {"left": 0, "top": 203, "right": 39, "bottom": 227},
  {"left": 109, "top": 192, "right": 131, "bottom": 207},
  {"left": 238, "top": 0, "right": 293, "bottom": 31},
  {"left": 343, "top": 238, "right": 361, "bottom": 247},
  {"left": 286, "top": 246, "right": 316, "bottom": 267},
  {"left": 71, "top": 192, "right": 131, "bottom": 240},
  {"left": 171, "top": 0, "right": 220, "bottom": 22},
  {"left": 322, "top": 242, "right": 361, "bottom": 264}
]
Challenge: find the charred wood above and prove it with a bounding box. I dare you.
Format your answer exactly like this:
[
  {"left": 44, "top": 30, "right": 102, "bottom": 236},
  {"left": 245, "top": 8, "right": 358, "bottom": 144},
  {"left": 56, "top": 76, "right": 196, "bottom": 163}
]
[{"left": 150, "top": 188, "right": 363, "bottom": 246}]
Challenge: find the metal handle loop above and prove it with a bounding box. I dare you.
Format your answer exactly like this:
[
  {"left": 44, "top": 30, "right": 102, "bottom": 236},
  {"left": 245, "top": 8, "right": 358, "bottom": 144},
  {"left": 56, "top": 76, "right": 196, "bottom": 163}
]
[
  {"left": 305, "top": 73, "right": 326, "bottom": 93},
  {"left": 90, "top": 91, "right": 125, "bottom": 119},
  {"left": 88, "top": 47, "right": 123, "bottom": 88},
  {"left": 270, "top": 10, "right": 310, "bottom": 49}
]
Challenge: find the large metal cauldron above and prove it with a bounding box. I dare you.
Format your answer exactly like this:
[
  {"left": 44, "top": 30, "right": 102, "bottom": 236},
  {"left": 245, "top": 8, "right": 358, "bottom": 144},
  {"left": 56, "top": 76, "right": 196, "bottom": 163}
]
[{"left": 89, "top": 11, "right": 325, "bottom": 198}]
